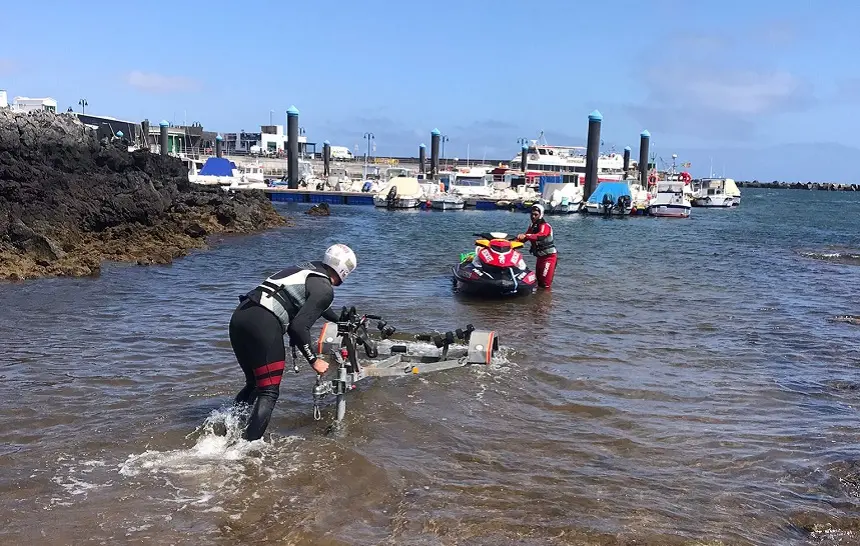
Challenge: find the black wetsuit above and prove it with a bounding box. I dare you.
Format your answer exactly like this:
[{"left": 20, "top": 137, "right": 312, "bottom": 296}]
[{"left": 229, "top": 269, "right": 340, "bottom": 441}]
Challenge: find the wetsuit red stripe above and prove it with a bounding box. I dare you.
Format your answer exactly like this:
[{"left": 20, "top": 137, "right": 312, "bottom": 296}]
[{"left": 254, "top": 361, "right": 285, "bottom": 387}]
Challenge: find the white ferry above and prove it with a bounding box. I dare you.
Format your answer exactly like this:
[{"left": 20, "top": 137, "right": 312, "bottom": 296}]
[{"left": 509, "top": 136, "right": 627, "bottom": 179}]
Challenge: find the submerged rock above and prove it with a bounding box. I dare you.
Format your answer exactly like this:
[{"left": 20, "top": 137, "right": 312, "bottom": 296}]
[
  {"left": 0, "top": 109, "right": 290, "bottom": 280},
  {"left": 306, "top": 202, "right": 331, "bottom": 216}
]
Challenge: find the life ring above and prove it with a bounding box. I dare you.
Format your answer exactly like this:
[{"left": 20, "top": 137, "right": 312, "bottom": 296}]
[
  {"left": 648, "top": 173, "right": 657, "bottom": 185},
  {"left": 680, "top": 172, "right": 692, "bottom": 184}
]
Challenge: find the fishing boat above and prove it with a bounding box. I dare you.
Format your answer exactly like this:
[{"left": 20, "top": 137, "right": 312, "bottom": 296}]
[
  {"left": 691, "top": 178, "right": 741, "bottom": 207},
  {"left": 373, "top": 177, "right": 424, "bottom": 209},
  {"left": 648, "top": 180, "right": 691, "bottom": 218},
  {"left": 582, "top": 181, "right": 634, "bottom": 216},
  {"left": 430, "top": 193, "right": 466, "bottom": 210}
]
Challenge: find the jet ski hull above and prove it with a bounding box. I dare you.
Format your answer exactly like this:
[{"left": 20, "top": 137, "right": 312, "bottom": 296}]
[{"left": 451, "top": 263, "right": 536, "bottom": 297}]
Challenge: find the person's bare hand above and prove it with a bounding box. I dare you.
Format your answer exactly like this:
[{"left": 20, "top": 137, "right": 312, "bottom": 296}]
[{"left": 312, "top": 358, "right": 329, "bottom": 375}]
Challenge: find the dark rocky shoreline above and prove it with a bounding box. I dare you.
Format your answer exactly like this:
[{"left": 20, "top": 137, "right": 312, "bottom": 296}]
[{"left": 0, "top": 109, "right": 289, "bottom": 281}]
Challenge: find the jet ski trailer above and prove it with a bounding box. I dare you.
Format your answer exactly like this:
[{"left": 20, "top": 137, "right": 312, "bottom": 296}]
[{"left": 311, "top": 306, "right": 499, "bottom": 431}]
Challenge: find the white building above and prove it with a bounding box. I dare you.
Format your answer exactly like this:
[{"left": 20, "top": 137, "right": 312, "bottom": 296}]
[
  {"left": 224, "top": 124, "right": 309, "bottom": 156},
  {"left": 11, "top": 96, "right": 57, "bottom": 113}
]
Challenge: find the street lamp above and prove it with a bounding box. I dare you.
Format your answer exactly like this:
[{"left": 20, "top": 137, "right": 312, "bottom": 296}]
[
  {"left": 363, "top": 132, "right": 375, "bottom": 173},
  {"left": 78, "top": 98, "right": 88, "bottom": 114},
  {"left": 441, "top": 135, "right": 450, "bottom": 168},
  {"left": 517, "top": 137, "right": 528, "bottom": 147}
]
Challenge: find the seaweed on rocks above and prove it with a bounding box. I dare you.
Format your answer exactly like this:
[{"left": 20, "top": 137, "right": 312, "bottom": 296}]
[{"left": 0, "top": 109, "right": 289, "bottom": 280}]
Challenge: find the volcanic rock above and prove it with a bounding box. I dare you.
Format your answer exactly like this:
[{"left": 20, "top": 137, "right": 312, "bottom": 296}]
[{"left": 0, "top": 108, "right": 289, "bottom": 280}]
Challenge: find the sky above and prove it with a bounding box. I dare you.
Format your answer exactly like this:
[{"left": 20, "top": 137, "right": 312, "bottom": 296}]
[{"left": 2, "top": 0, "right": 860, "bottom": 182}]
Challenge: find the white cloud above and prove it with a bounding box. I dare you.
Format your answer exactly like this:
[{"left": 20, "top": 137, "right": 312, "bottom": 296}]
[
  {"left": 648, "top": 68, "right": 810, "bottom": 116},
  {"left": 124, "top": 70, "right": 201, "bottom": 93},
  {"left": 622, "top": 26, "right": 814, "bottom": 140}
]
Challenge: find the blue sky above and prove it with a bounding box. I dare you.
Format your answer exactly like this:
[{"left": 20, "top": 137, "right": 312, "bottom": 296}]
[{"left": 3, "top": 0, "right": 860, "bottom": 182}]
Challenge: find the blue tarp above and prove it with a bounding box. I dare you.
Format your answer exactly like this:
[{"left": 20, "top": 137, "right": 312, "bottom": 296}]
[
  {"left": 586, "top": 181, "right": 631, "bottom": 203},
  {"left": 538, "top": 175, "right": 562, "bottom": 193},
  {"left": 198, "top": 157, "right": 236, "bottom": 176}
]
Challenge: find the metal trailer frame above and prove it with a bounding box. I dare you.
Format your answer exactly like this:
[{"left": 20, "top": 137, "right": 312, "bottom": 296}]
[{"left": 310, "top": 308, "right": 499, "bottom": 430}]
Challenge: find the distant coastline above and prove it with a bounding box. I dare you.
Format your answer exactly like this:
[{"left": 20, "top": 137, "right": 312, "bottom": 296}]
[{"left": 735, "top": 180, "right": 858, "bottom": 191}]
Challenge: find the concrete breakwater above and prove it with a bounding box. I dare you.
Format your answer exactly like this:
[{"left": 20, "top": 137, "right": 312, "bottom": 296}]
[
  {"left": 736, "top": 180, "right": 858, "bottom": 191},
  {"left": 0, "top": 109, "right": 288, "bottom": 281}
]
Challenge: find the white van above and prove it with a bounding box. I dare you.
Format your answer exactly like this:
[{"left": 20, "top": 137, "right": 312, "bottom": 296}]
[{"left": 329, "top": 145, "right": 353, "bottom": 160}]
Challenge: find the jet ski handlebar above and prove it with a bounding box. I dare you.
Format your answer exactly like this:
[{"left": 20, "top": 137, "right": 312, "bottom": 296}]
[{"left": 472, "top": 232, "right": 515, "bottom": 241}]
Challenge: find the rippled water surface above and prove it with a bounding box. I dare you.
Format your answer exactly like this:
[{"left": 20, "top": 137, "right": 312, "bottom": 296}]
[{"left": 2, "top": 188, "right": 860, "bottom": 545}]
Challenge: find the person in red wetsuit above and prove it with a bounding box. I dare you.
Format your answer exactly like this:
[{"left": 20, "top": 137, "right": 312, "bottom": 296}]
[{"left": 517, "top": 204, "right": 557, "bottom": 288}]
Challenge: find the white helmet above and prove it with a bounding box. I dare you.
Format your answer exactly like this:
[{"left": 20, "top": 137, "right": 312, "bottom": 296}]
[{"left": 323, "top": 244, "right": 357, "bottom": 283}]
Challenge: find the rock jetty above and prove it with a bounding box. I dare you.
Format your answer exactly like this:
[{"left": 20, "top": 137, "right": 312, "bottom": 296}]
[{"left": 0, "top": 109, "right": 288, "bottom": 281}]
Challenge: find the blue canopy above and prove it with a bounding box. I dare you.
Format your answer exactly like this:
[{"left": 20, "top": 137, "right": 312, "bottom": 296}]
[
  {"left": 587, "top": 181, "right": 631, "bottom": 204},
  {"left": 198, "top": 157, "right": 236, "bottom": 176}
]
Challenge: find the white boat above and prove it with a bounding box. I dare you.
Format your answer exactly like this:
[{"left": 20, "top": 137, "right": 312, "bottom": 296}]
[
  {"left": 648, "top": 180, "right": 691, "bottom": 218},
  {"left": 384, "top": 166, "right": 415, "bottom": 181},
  {"left": 188, "top": 157, "right": 260, "bottom": 187},
  {"left": 537, "top": 174, "right": 583, "bottom": 214},
  {"left": 583, "top": 181, "right": 634, "bottom": 216},
  {"left": 238, "top": 163, "right": 266, "bottom": 183},
  {"left": 266, "top": 159, "right": 324, "bottom": 189},
  {"left": 509, "top": 134, "right": 627, "bottom": 178},
  {"left": 430, "top": 193, "right": 465, "bottom": 210},
  {"left": 325, "top": 166, "right": 352, "bottom": 190},
  {"left": 691, "top": 178, "right": 741, "bottom": 207},
  {"left": 446, "top": 167, "right": 496, "bottom": 199},
  {"left": 373, "top": 177, "right": 424, "bottom": 208}
]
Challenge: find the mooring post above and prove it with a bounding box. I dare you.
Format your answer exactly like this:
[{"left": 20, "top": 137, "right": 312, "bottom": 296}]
[
  {"left": 215, "top": 134, "right": 223, "bottom": 158},
  {"left": 287, "top": 105, "right": 300, "bottom": 189},
  {"left": 159, "top": 120, "right": 169, "bottom": 156},
  {"left": 584, "top": 110, "right": 602, "bottom": 201},
  {"left": 623, "top": 146, "right": 631, "bottom": 176},
  {"left": 521, "top": 145, "right": 529, "bottom": 173},
  {"left": 419, "top": 143, "right": 426, "bottom": 174},
  {"left": 639, "top": 130, "right": 651, "bottom": 189},
  {"left": 430, "top": 129, "right": 441, "bottom": 179},
  {"left": 323, "top": 140, "right": 331, "bottom": 177}
]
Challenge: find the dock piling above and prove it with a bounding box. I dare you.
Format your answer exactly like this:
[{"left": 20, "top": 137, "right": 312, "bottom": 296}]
[
  {"left": 215, "top": 135, "right": 223, "bottom": 158},
  {"left": 419, "top": 143, "right": 426, "bottom": 174},
  {"left": 159, "top": 120, "right": 169, "bottom": 156},
  {"left": 430, "top": 129, "right": 441, "bottom": 178},
  {"left": 584, "top": 110, "right": 602, "bottom": 201},
  {"left": 623, "top": 146, "right": 631, "bottom": 175},
  {"left": 521, "top": 145, "right": 529, "bottom": 173},
  {"left": 323, "top": 140, "right": 331, "bottom": 177},
  {"left": 639, "top": 130, "right": 650, "bottom": 189},
  {"left": 287, "top": 105, "right": 300, "bottom": 189}
]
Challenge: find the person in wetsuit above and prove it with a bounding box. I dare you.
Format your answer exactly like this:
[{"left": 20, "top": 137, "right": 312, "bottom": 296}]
[
  {"left": 228, "top": 243, "right": 357, "bottom": 441},
  {"left": 516, "top": 204, "right": 557, "bottom": 288}
]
